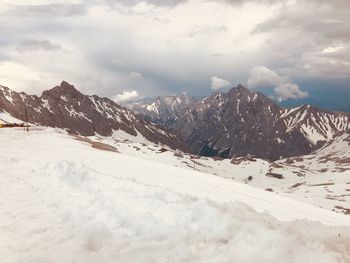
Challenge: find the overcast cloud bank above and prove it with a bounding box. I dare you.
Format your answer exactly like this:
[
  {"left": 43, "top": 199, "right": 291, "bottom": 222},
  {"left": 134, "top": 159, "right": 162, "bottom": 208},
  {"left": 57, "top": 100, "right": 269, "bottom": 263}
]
[{"left": 0, "top": 0, "right": 348, "bottom": 103}]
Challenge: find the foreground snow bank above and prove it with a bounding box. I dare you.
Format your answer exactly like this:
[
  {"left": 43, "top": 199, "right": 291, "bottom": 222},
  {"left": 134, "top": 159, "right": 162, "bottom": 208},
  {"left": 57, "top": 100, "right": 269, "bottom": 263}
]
[{"left": 0, "top": 128, "right": 349, "bottom": 262}]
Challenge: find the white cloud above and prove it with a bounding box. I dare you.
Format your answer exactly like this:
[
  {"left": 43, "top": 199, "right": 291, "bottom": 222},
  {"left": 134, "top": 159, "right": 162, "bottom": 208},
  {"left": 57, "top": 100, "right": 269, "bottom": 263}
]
[
  {"left": 247, "top": 66, "right": 308, "bottom": 100},
  {"left": 322, "top": 44, "right": 344, "bottom": 54},
  {"left": 247, "top": 66, "right": 282, "bottom": 88},
  {"left": 112, "top": 90, "right": 139, "bottom": 103},
  {"left": 17, "top": 39, "right": 61, "bottom": 53},
  {"left": 274, "top": 83, "right": 308, "bottom": 100},
  {"left": 0, "top": 61, "right": 47, "bottom": 94},
  {"left": 211, "top": 76, "right": 231, "bottom": 90}
]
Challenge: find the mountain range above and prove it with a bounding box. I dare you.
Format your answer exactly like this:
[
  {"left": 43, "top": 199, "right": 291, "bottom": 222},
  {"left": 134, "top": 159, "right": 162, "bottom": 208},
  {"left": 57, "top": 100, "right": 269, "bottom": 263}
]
[
  {"left": 0, "top": 81, "right": 184, "bottom": 150},
  {"left": 1, "top": 81, "right": 349, "bottom": 161},
  {"left": 128, "top": 84, "right": 350, "bottom": 160}
]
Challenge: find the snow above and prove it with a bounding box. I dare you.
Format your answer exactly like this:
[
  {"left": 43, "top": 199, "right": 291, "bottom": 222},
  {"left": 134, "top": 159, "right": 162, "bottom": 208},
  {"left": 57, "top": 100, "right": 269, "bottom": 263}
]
[
  {"left": 89, "top": 96, "right": 104, "bottom": 114},
  {"left": 146, "top": 102, "right": 159, "bottom": 114},
  {"left": 151, "top": 126, "right": 169, "bottom": 137},
  {"left": 282, "top": 106, "right": 350, "bottom": 144},
  {"left": 1, "top": 128, "right": 350, "bottom": 262},
  {"left": 0, "top": 111, "right": 22, "bottom": 124},
  {"left": 41, "top": 98, "right": 53, "bottom": 113},
  {"left": 19, "top": 93, "right": 26, "bottom": 102},
  {"left": 90, "top": 130, "right": 350, "bottom": 217},
  {"left": 0, "top": 87, "right": 15, "bottom": 104},
  {"left": 276, "top": 137, "right": 284, "bottom": 144},
  {"left": 109, "top": 128, "right": 151, "bottom": 144},
  {"left": 34, "top": 106, "right": 42, "bottom": 113},
  {"left": 64, "top": 105, "right": 92, "bottom": 122},
  {"left": 280, "top": 105, "right": 302, "bottom": 118},
  {"left": 301, "top": 123, "right": 326, "bottom": 144}
]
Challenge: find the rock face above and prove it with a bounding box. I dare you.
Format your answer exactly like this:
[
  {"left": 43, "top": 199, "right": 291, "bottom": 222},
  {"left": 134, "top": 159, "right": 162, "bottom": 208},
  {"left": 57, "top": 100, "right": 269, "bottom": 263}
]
[
  {"left": 128, "top": 85, "right": 350, "bottom": 160},
  {"left": 0, "top": 81, "right": 185, "bottom": 150}
]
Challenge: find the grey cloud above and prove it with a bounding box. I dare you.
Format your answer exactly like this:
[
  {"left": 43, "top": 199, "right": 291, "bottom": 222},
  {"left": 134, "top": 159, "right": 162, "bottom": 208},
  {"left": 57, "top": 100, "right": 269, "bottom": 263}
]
[
  {"left": 129, "top": 0, "right": 187, "bottom": 6},
  {"left": 220, "top": 0, "right": 284, "bottom": 5},
  {"left": 187, "top": 26, "right": 228, "bottom": 38},
  {"left": 8, "top": 3, "right": 88, "bottom": 17},
  {"left": 254, "top": 0, "right": 350, "bottom": 41},
  {"left": 101, "top": 0, "right": 188, "bottom": 7},
  {"left": 99, "top": 0, "right": 282, "bottom": 8},
  {"left": 152, "top": 17, "right": 171, "bottom": 24},
  {"left": 303, "top": 48, "right": 350, "bottom": 77},
  {"left": 212, "top": 53, "right": 225, "bottom": 57},
  {"left": 17, "top": 39, "right": 62, "bottom": 53},
  {"left": 0, "top": 53, "right": 8, "bottom": 61},
  {"left": 252, "top": 0, "right": 350, "bottom": 77}
]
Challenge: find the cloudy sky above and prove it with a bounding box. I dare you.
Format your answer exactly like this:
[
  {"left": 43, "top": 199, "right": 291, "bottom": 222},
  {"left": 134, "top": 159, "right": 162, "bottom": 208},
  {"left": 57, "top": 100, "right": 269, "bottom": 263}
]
[{"left": 0, "top": 0, "right": 349, "bottom": 108}]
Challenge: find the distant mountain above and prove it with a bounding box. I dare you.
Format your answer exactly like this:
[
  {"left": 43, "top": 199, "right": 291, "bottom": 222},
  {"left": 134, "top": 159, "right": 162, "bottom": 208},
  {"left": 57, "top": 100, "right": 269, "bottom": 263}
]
[
  {"left": 128, "top": 85, "right": 350, "bottom": 160},
  {"left": 129, "top": 93, "right": 196, "bottom": 125},
  {"left": 0, "top": 81, "right": 184, "bottom": 150}
]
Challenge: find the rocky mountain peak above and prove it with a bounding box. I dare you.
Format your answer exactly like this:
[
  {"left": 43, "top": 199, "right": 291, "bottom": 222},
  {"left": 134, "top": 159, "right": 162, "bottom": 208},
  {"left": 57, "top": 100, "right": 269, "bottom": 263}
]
[
  {"left": 227, "top": 84, "right": 250, "bottom": 96},
  {"left": 60, "top": 81, "right": 78, "bottom": 92},
  {"left": 42, "top": 81, "right": 82, "bottom": 100},
  {"left": 236, "top": 83, "right": 249, "bottom": 92}
]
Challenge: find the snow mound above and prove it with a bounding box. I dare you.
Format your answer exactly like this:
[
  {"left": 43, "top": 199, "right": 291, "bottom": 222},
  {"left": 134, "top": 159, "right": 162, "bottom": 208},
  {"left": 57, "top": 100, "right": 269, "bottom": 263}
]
[{"left": 0, "top": 128, "right": 349, "bottom": 262}]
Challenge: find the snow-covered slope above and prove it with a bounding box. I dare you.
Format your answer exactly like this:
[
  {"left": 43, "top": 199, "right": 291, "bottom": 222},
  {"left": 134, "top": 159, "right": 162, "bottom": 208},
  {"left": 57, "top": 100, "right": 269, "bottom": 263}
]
[
  {"left": 1, "top": 128, "right": 350, "bottom": 262},
  {"left": 88, "top": 131, "right": 350, "bottom": 216},
  {"left": 269, "top": 132, "right": 350, "bottom": 215}
]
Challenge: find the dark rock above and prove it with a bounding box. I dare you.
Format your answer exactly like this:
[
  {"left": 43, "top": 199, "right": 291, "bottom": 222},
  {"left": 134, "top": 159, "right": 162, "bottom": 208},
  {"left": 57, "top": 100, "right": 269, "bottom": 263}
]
[{"left": 266, "top": 173, "right": 284, "bottom": 179}]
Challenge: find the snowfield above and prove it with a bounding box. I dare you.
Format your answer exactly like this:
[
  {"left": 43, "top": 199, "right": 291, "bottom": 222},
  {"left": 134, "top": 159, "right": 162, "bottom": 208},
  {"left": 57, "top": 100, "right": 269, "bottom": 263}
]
[
  {"left": 90, "top": 131, "right": 350, "bottom": 215},
  {"left": 1, "top": 128, "right": 350, "bottom": 263}
]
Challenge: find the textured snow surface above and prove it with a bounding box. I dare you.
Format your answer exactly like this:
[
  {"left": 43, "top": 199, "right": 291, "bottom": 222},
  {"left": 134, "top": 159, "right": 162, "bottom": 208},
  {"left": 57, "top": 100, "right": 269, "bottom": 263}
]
[
  {"left": 89, "top": 133, "right": 350, "bottom": 215},
  {"left": 1, "top": 128, "right": 350, "bottom": 263}
]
